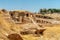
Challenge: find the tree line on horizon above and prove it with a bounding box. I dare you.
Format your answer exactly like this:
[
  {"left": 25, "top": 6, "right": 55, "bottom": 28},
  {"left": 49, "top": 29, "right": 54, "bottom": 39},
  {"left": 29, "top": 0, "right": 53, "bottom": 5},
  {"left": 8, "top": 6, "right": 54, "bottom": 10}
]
[{"left": 38, "top": 8, "right": 60, "bottom": 14}]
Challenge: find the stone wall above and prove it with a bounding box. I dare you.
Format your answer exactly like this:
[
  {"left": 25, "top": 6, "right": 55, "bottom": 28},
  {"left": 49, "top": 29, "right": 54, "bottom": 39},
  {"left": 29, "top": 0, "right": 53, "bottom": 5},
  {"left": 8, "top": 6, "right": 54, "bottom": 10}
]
[
  {"left": 8, "top": 10, "right": 54, "bottom": 24},
  {"left": 9, "top": 11, "right": 33, "bottom": 24}
]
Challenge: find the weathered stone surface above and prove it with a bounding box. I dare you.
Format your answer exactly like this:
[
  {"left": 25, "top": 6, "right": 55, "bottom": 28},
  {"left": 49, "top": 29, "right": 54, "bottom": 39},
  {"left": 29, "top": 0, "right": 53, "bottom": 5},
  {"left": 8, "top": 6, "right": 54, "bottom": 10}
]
[{"left": 7, "top": 34, "right": 23, "bottom": 40}]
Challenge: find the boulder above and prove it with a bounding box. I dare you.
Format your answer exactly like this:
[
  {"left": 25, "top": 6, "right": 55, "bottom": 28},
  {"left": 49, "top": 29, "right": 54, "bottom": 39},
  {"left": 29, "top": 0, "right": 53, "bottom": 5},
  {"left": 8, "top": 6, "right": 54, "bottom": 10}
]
[{"left": 7, "top": 33, "right": 23, "bottom": 40}]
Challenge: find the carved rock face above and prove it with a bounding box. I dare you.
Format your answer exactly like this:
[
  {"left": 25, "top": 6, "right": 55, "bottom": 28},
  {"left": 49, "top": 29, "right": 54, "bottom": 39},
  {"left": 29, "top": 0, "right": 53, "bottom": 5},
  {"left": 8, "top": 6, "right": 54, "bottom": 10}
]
[{"left": 7, "top": 34, "right": 23, "bottom": 40}]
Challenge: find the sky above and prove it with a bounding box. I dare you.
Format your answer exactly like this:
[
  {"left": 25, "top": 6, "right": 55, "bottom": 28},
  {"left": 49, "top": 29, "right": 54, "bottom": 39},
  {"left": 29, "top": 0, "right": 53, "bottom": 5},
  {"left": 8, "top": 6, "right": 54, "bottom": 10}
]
[{"left": 0, "top": 0, "right": 60, "bottom": 12}]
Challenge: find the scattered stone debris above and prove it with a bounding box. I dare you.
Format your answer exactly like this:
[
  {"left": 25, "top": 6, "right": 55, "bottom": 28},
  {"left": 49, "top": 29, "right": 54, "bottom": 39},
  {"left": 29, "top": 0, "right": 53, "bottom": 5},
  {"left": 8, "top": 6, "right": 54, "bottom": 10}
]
[
  {"left": 35, "top": 28, "right": 46, "bottom": 35},
  {"left": 20, "top": 26, "right": 46, "bottom": 36}
]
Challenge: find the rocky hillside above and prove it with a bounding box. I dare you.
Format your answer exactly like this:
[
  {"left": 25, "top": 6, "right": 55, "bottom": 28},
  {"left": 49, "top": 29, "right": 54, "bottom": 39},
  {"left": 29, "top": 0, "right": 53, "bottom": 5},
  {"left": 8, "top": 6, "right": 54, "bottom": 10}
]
[{"left": 0, "top": 9, "right": 60, "bottom": 40}]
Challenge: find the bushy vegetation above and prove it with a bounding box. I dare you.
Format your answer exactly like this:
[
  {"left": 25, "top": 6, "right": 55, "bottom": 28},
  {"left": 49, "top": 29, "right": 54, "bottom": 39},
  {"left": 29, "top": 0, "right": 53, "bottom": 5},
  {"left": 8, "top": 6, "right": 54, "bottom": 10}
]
[{"left": 39, "top": 8, "right": 60, "bottom": 14}]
